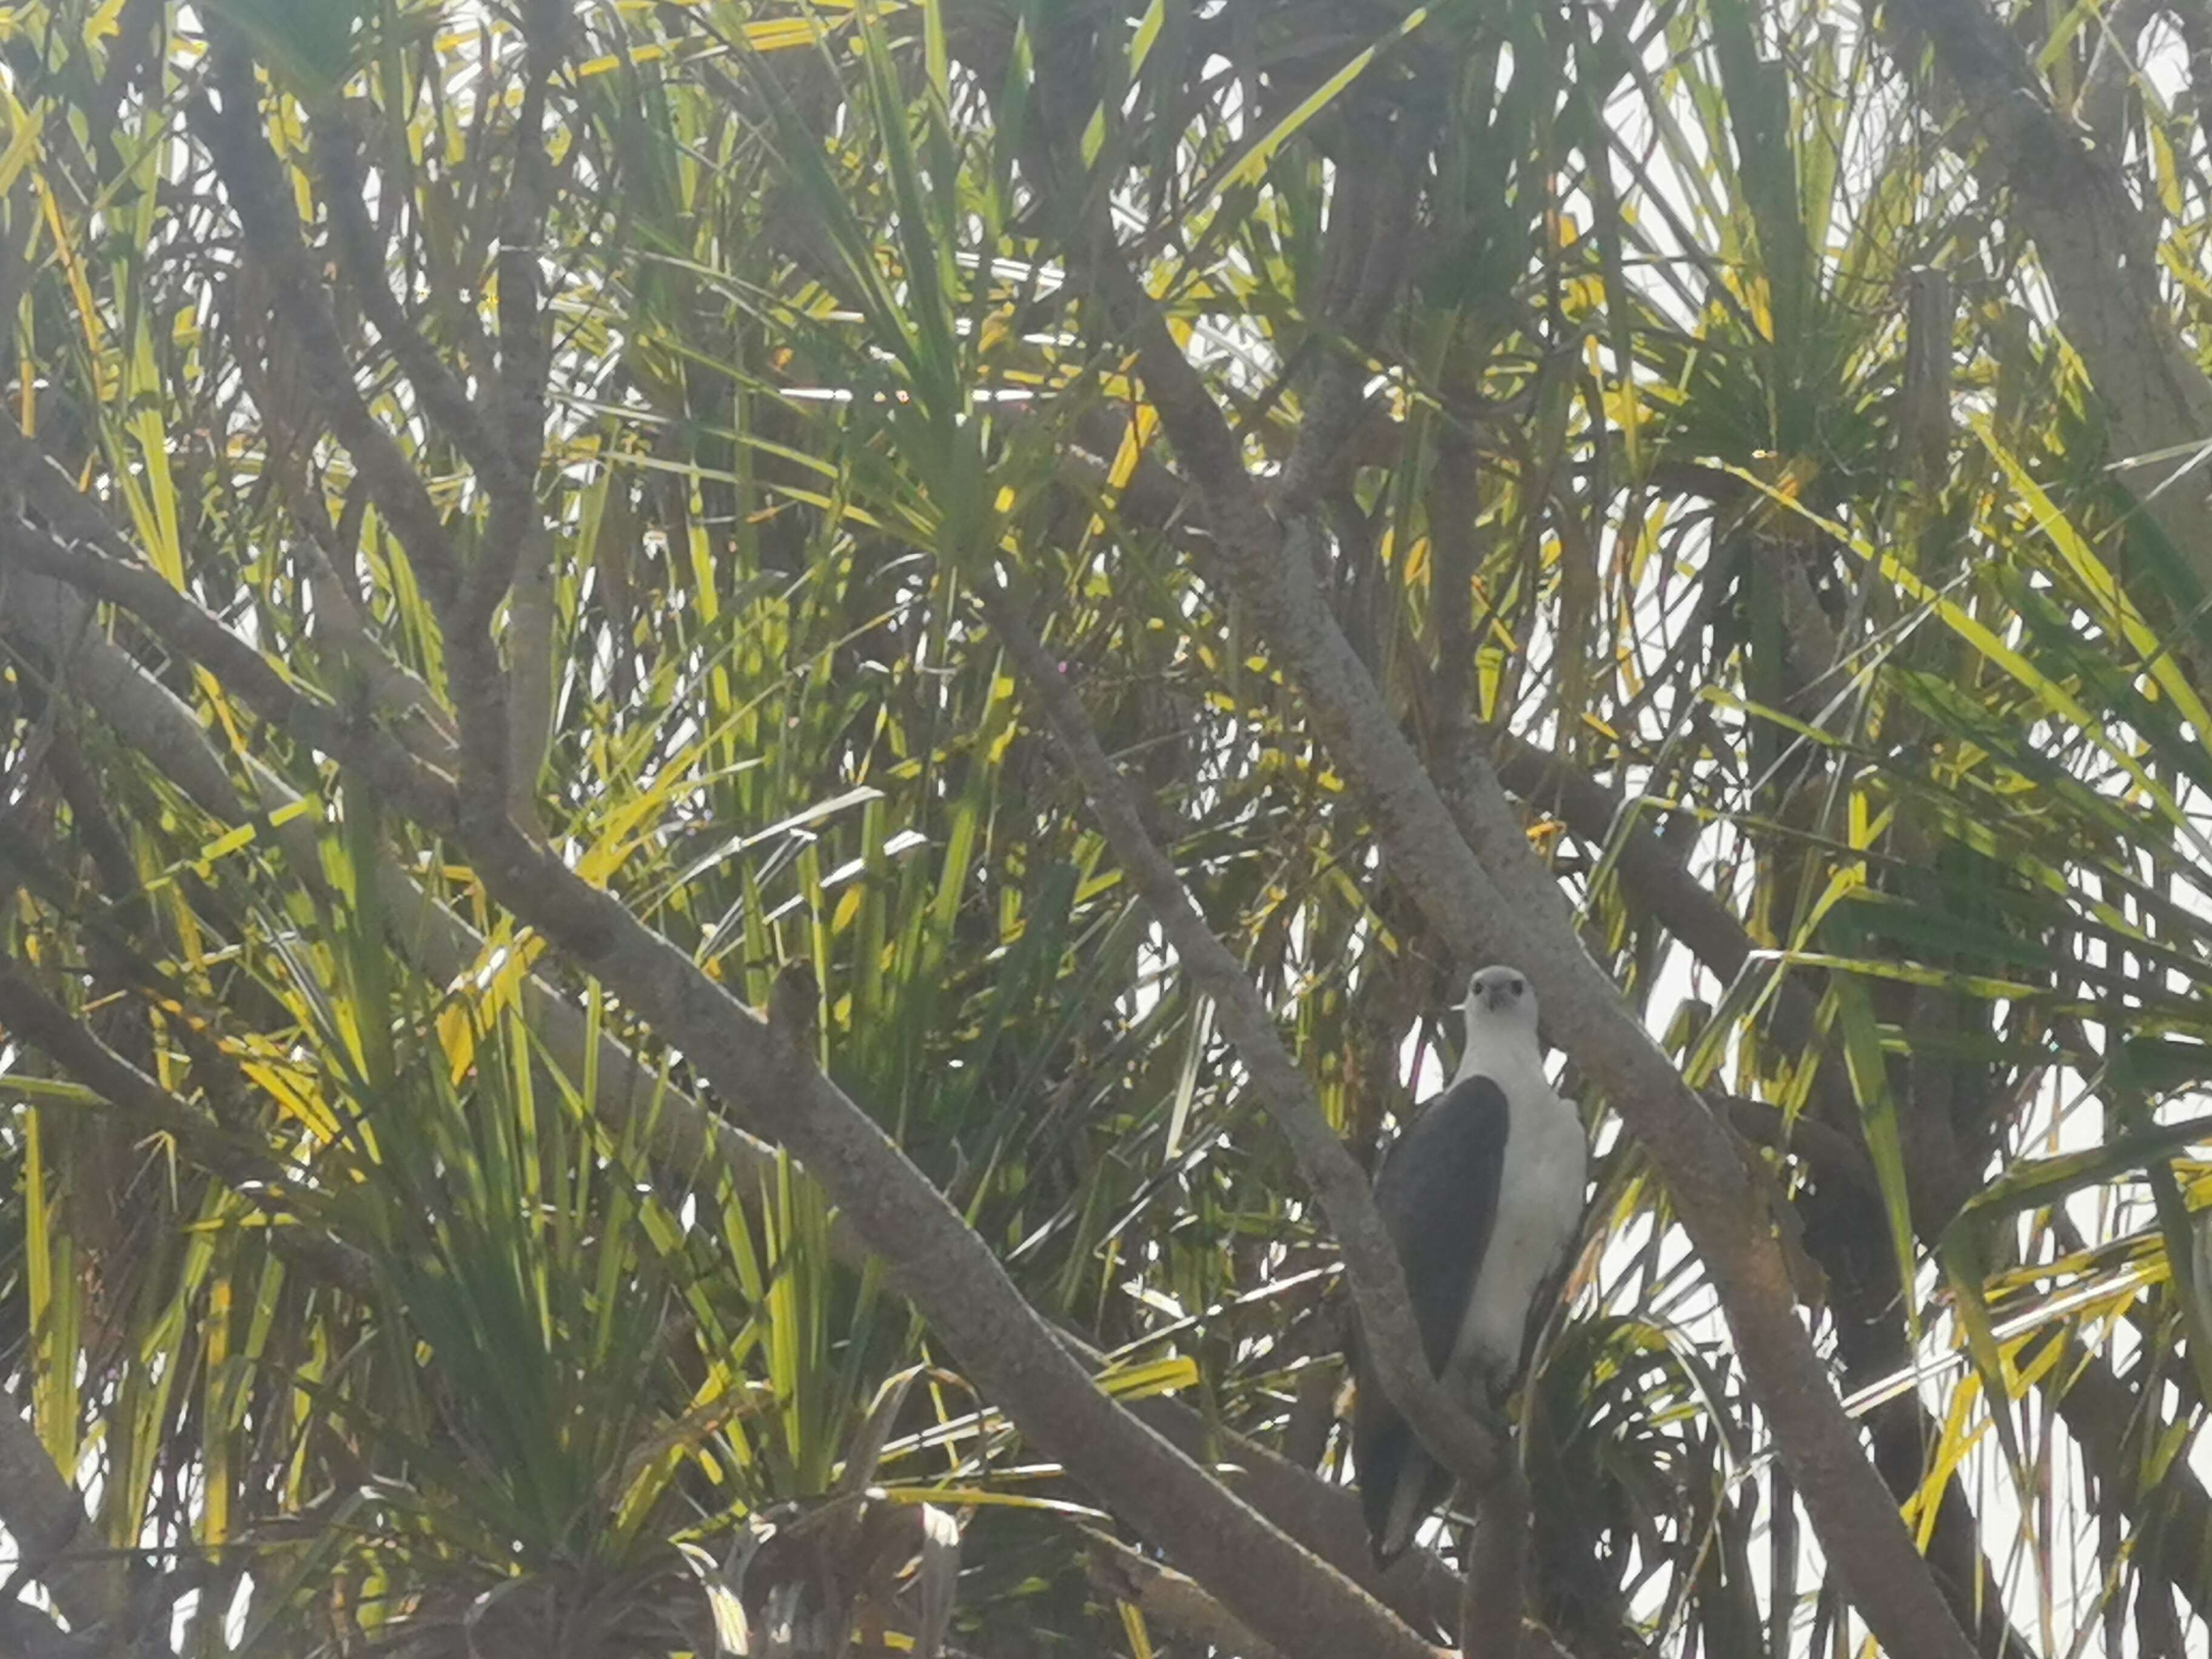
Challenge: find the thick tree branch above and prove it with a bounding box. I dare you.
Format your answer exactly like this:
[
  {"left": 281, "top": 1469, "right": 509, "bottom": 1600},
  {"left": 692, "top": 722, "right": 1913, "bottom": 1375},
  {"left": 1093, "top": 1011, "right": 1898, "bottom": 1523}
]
[
  {"left": 0, "top": 515, "right": 460, "bottom": 842},
  {"left": 192, "top": 39, "right": 466, "bottom": 615},
  {"left": 0, "top": 952, "right": 375, "bottom": 1298},
  {"left": 1084, "top": 1529, "right": 1287, "bottom": 1659},
  {"left": 392, "top": 785, "right": 1453, "bottom": 1659},
  {"left": 1458, "top": 1470, "right": 1529, "bottom": 1659},
  {"left": 0, "top": 517, "right": 1501, "bottom": 1659},
  {"left": 492, "top": 0, "right": 561, "bottom": 478},
  {"left": 1086, "top": 249, "right": 1978, "bottom": 1659},
  {"left": 0, "top": 519, "right": 1484, "bottom": 1644},
  {"left": 0, "top": 1406, "right": 122, "bottom": 1636},
  {"left": 1484, "top": 734, "right": 2058, "bottom": 1656},
  {"left": 0, "top": 1597, "right": 101, "bottom": 1659},
  {"left": 0, "top": 572, "right": 800, "bottom": 1238},
  {"left": 303, "top": 81, "right": 548, "bottom": 811},
  {"left": 978, "top": 578, "right": 1503, "bottom": 1496},
  {"left": 1076, "top": 314, "right": 2017, "bottom": 1645},
  {"left": 4, "top": 503, "right": 1448, "bottom": 1659},
  {"left": 1122, "top": 1387, "right": 1465, "bottom": 1632},
  {"left": 1479, "top": 734, "right": 1874, "bottom": 1132}
]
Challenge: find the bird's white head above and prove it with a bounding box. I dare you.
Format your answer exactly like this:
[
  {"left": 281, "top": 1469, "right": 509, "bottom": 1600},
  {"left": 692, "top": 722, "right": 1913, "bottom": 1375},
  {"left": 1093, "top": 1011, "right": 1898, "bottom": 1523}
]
[{"left": 1460, "top": 964, "right": 1539, "bottom": 1056}]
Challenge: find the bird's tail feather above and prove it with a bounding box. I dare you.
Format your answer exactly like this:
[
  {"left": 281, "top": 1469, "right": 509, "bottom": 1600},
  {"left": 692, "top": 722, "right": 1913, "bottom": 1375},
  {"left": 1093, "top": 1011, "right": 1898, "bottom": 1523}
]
[
  {"left": 1371, "top": 1439, "right": 1458, "bottom": 1568},
  {"left": 1379, "top": 1447, "right": 1434, "bottom": 1564}
]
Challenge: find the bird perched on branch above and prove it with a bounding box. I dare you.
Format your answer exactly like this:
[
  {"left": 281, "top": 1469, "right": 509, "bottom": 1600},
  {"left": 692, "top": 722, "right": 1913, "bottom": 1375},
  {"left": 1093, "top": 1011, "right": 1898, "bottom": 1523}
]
[{"left": 1352, "top": 964, "right": 1588, "bottom": 1566}]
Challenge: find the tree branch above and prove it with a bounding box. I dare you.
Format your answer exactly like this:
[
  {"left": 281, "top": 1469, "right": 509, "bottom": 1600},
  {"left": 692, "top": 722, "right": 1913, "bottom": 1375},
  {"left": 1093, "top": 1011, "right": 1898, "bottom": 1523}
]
[
  {"left": 0, "top": 1597, "right": 102, "bottom": 1659},
  {"left": 309, "top": 115, "right": 523, "bottom": 500},
  {"left": 977, "top": 577, "right": 1504, "bottom": 1496},
  {"left": 1458, "top": 1470, "right": 1528, "bottom": 1659},
  {"left": 1886, "top": 0, "right": 2212, "bottom": 592},
  {"left": 191, "top": 37, "right": 466, "bottom": 615},
  {"left": 386, "top": 766, "right": 1455, "bottom": 1659},
  {"left": 0, "top": 951, "right": 375, "bottom": 1299},
  {"left": 0, "top": 514, "right": 460, "bottom": 842},
  {"left": 1084, "top": 1529, "right": 1286, "bottom": 1659},
  {"left": 0, "top": 570, "right": 808, "bottom": 1247},
  {"left": 1121, "top": 1387, "right": 1466, "bottom": 1632},
  {"left": 3, "top": 494, "right": 1449, "bottom": 1659},
  {"left": 0, "top": 1405, "right": 122, "bottom": 1636},
  {"left": 3, "top": 550, "right": 1475, "bottom": 1635},
  {"left": 1085, "top": 245, "right": 1979, "bottom": 1659}
]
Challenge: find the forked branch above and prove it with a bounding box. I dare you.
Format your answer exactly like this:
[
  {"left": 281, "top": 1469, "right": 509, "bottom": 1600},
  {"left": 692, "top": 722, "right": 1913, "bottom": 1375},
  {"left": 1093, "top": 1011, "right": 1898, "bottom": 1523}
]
[{"left": 1078, "top": 233, "right": 1979, "bottom": 1659}]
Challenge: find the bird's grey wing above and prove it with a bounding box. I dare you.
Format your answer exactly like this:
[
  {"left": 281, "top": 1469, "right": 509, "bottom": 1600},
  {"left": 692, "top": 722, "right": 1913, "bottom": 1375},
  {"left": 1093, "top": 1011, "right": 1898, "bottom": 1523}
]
[
  {"left": 1350, "top": 1074, "right": 1510, "bottom": 1565},
  {"left": 1370, "top": 1073, "right": 1510, "bottom": 1372}
]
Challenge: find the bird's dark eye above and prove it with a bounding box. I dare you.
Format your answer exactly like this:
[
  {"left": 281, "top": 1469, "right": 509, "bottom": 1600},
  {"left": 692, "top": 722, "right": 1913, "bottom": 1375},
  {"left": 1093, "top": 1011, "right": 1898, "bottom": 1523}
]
[{"left": 1510, "top": 977, "right": 1526, "bottom": 995}]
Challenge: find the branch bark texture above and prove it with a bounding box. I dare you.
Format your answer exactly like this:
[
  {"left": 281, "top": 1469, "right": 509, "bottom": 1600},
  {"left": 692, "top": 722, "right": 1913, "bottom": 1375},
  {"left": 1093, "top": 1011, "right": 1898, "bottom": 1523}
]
[{"left": 0, "top": 1405, "right": 121, "bottom": 1635}]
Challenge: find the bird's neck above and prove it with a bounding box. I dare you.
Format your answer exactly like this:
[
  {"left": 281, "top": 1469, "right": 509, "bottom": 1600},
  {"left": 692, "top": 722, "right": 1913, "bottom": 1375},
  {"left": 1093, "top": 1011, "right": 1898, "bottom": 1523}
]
[{"left": 1453, "top": 1024, "right": 1544, "bottom": 1087}]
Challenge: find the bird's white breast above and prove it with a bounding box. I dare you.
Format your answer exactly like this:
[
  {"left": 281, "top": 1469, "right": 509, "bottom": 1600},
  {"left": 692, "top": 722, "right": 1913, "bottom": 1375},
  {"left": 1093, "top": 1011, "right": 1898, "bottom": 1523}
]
[{"left": 1450, "top": 1053, "right": 1586, "bottom": 1393}]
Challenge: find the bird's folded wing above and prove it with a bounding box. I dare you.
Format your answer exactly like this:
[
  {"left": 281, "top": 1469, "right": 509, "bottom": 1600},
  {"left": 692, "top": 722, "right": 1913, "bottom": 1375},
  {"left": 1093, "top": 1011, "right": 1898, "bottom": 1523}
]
[{"left": 1370, "top": 1073, "right": 1510, "bottom": 1373}]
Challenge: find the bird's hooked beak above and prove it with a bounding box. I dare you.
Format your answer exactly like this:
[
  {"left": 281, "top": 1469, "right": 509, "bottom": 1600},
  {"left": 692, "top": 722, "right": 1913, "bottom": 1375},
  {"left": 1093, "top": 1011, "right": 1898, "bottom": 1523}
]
[{"left": 1484, "top": 980, "right": 1515, "bottom": 1013}]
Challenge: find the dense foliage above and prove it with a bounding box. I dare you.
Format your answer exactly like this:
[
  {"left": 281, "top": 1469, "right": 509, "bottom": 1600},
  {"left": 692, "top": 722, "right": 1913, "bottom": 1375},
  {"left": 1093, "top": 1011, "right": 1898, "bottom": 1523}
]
[{"left": 3, "top": 1, "right": 2211, "bottom": 1655}]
